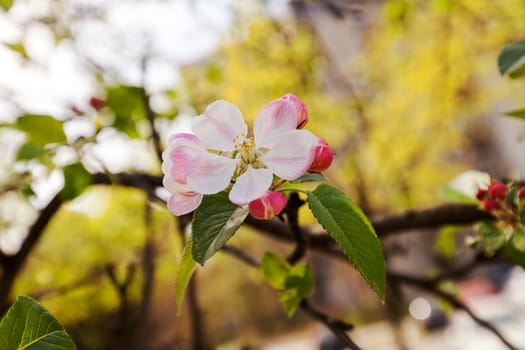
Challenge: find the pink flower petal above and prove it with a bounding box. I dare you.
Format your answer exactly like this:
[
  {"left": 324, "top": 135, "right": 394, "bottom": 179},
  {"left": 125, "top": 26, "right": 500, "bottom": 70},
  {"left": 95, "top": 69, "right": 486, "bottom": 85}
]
[
  {"left": 253, "top": 99, "right": 297, "bottom": 148},
  {"left": 167, "top": 191, "right": 203, "bottom": 216},
  {"left": 229, "top": 166, "right": 273, "bottom": 205},
  {"left": 259, "top": 130, "right": 317, "bottom": 180},
  {"left": 186, "top": 152, "right": 238, "bottom": 194},
  {"left": 162, "top": 133, "right": 207, "bottom": 192},
  {"left": 192, "top": 100, "right": 247, "bottom": 151},
  {"left": 280, "top": 94, "right": 308, "bottom": 129}
]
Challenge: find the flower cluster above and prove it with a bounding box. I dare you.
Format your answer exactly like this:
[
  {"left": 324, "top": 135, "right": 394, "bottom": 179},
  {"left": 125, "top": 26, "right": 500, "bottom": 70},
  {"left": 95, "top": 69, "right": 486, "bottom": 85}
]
[
  {"left": 162, "top": 94, "right": 333, "bottom": 219},
  {"left": 476, "top": 181, "right": 525, "bottom": 218}
]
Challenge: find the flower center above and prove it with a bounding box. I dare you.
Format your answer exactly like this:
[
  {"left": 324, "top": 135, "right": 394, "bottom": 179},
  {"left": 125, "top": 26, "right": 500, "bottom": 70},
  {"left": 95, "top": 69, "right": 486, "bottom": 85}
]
[{"left": 238, "top": 137, "right": 257, "bottom": 164}]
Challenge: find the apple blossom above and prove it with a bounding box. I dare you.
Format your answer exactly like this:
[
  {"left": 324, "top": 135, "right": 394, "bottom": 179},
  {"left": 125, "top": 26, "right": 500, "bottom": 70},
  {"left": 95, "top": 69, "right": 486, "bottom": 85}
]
[
  {"left": 162, "top": 95, "right": 324, "bottom": 216},
  {"left": 248, "top": 191, "right": 288, "bottom": 220}
]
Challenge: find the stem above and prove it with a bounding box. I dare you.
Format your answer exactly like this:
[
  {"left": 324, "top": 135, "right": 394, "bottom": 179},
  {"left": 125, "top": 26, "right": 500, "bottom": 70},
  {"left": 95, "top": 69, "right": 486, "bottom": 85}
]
[{"left": 286, "top": 192, "right": 308, "bottom": 264}]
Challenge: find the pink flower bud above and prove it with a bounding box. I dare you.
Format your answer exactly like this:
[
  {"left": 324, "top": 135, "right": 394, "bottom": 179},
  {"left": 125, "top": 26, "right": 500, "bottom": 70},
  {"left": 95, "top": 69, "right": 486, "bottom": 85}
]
[
  {"left": 475, "top": 188, "right": 487, "bottom": 201},
  {"left": 89, "top": 96, "right": 106, "bottom": 112},
  {"left": 280, "top": 93, "right": 308, "bottom": 129},
  {"left": 248, "top": 191, "right": 288, "bottom": 220},
  {"left": 482, "top": 200, "right": 501, "bottom": 212},
  {"left": 519, "top": 187, "right": 525, "bottom": 200},
  {"left": 488, "top": 182, "right": 507, "bottom": 200},
  {"left": 308, "top": 138, "right": 334, "bottom": 173}
]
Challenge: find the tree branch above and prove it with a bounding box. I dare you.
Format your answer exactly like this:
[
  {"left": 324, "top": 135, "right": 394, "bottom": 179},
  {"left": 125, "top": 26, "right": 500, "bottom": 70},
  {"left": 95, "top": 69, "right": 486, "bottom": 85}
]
[
  {"left": 373, "top": 203, "right": 492, "bottom": 237},
  {"left": 300, "top": 299, "right": 359, "bottom": 350},
  {"left": 221, "top": 244, "right": 361, "bottom": 349},
  {"left": 140, "top": 58, "right": 163, "bottom": 164},
  {"left": 286, "top": 192, "right": 308, "bottom": 264},
  {"left": 388, "top": 271, "right": 519, "bottom": 350}
]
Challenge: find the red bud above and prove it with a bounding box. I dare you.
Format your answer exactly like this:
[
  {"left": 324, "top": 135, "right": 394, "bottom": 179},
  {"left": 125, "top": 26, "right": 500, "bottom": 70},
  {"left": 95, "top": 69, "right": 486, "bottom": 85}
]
[
  {"left": 89, "top": 96, "right": 106, "bottom": 112},
  {"left": 518, "top": 187, "right": 525, "bottom": 200},
  {"left": 475, "top": 188, "right": 488, "bottom": 201},
  {"left": 488, "top": 182, "right": 507, "bottom": 200},
  {"left": 308, "top": 138, "right": 334, "bottom": 173},
  {"left": 482, "top": 200, "right": 501, "bottom": 212},
  {"left": 248, "top": 192, "right": 287, "bottom": 220}
]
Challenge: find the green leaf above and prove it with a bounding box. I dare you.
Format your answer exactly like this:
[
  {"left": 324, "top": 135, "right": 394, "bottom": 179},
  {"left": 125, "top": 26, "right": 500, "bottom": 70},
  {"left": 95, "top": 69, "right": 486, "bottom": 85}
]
[
  {"left": 0, "top": 295, "right": 77, "bottom": 350},
  {"left": 520, "top": 206, "right": 525, "bottom": 226},
  {"left": 504, "top": 108, "right": 525, "bottom": 120},
  {"left": 307, "top": 184, "right": 385, "bottom": 299},
  {"left": 512, "top": 227, "right": 525, "bottom": 252},
  {"left": 504, "top": 243, "right": 525, "bottom": 270},
  {"left": 291, "top": 173, "right": 327, "bottom": 183},
  {"left": 191, "top": 192, "right": 248, "bottom": 265},
  {"left": 106, "top": 85, "right": 146, "bottom": 138},
  {"left": 0, "top": 0, "right": 13, "bottom": 11},
  {"left": 60, "top": 163, "right": 92, "bottom": 200},
  {"left": 5, "top": 43, "right": 28, "bottom": 59},
  {"left": 439, "top": 186, "right": 479, "bottom": 205},
  {"left": 175, "top": 238, "right": 197, "bottom": 313},
  {"left": 477, "top": 221, "right": 506, "bottom": 255},
  {"left": 279, "top": 263, "right": 313, "bottom": 317},
  {"left": 498, "top": 41, "right": 525, "bottom": 78},
  {"left": 16, "top": 143, "right": 47, "bottom": 161},
  {"left": 15, "top": 115, "right": 66, "bottom": 147},
  {"left": 261, "top": 253, "right": 313, "bottom": 317},
  {"left": 261, "top": 252, "right": 291, "bottom": 290}
]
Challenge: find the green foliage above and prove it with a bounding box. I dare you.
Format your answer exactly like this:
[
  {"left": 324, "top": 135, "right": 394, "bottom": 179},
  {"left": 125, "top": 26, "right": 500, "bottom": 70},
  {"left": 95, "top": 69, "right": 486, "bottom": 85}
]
[
  {"left": 175, "top": 238, "right": 196, "bottom": 313},
  {"left": 439, "top": 186, "right": 479, "bottom": 205},
  {"left": 105, "top": 85, "right": 146, "bottom": 138},
  {"left": 261, "top": 253, "right": 313, "bottom": 317},
  {"left": 191, "top": 192, "right": 248, "bottom": 265},
  {"left": 512, "top": 227, "right": 525, "bottom": 252},
  {"left": 504, "top": 108, "right": 525, "bottom": 120},
  {"left": 498, "top": 41, "right": 525, "bottom": 78},
  {"left": 306, "top": 184, "right": 385, "bottom": 299},
  {"left": 16, "top": 143, "right": 48, "bottom": 162},
  {"left": 0, "top": 296, "right": 76, "bottom": 350},
  {"left": 0, "top": 0, "right": 13, "bottom": 11},
  {"left": 291, "top": 173, "right": 326, "bottom": 184},
  {"left": 60, "top": 163, "right": 92, "bottom": 200},
  {"left": 5, "top": 43, "right": 28, "bottom": 59},
  {"left": 477, "top": 221, "right": 506, "bottom": 255},
  {"left": 504, "top": 243, "right": 525, "bottom": 270},
  {"left": 436, "top": 226, "right": 457, "bottom": 259},
  {"left": 14, "top": 115, "right": 66, "bottom": 147}
]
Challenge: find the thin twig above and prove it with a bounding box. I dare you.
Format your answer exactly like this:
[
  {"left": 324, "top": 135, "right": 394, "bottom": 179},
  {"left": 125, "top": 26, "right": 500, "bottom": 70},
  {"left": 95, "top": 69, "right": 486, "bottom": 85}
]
[
  {"left": 300, "top": 299, "right": 360, "bottom": 350},
  {"left": 389, "top": 271, "right": 519, "bottom": 350},
  {"left": 222, "top": 245, "right": 260, "bottom": 267},
  {"left": 222, "top": 245, "right": 361, "bottom": 349},
  {"left": 140, "top": 58, "right": 163, "bottom": 164}
]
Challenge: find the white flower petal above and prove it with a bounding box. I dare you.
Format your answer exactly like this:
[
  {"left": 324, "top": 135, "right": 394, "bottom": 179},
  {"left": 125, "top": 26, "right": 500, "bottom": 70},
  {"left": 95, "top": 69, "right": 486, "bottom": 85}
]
[
  {"left": 229, "top": 166, "right": 273, "bottom": 205},
  {"left": 259, "top": 130, "right": 317, "bottom": 180},
  {"left": 191, "top": 100, "right": 247, "bottom": 151},
  {"left": 254, "top": 99, "right": 297, "bottom": 148},
  {"left": 167, "top": 192, "right": 203, "bottom": 216},
  {"left": 163, "top": 176, "right": 191, "bottom": 194},
  {"left": 186, "top": 153, "right": 237, "bottom": 194}
]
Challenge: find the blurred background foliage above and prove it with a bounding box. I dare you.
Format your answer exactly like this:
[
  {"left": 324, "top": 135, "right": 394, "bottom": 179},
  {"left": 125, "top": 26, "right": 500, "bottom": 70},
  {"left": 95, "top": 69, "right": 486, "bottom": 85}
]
[{"left": 1, "top": 0, "right": 525, "bottom": 348}]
